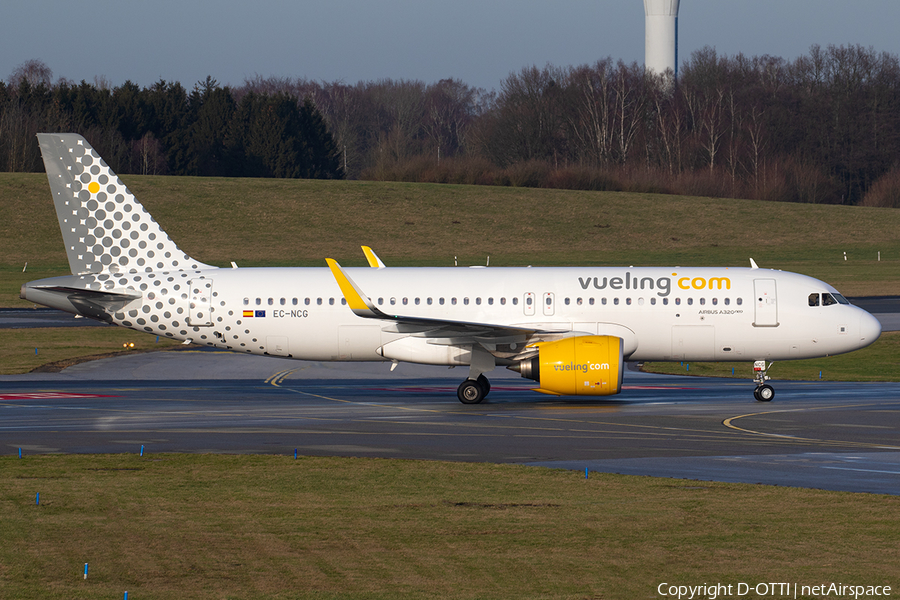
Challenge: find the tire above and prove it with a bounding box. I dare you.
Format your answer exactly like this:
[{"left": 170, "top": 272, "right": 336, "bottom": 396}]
[
  {"left": 756, "top": 384, "right": 775, "bottom": 402},
  {"left": 457, "top": 379, "right": 485, "bottom": 404}
]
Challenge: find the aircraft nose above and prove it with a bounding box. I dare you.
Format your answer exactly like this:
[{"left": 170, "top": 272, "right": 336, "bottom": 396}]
[{"left": 858, "top": 309, "right": 882, "bottom": 346}]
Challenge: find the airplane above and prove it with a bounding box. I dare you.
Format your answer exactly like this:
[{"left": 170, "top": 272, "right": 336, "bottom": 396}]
[{"left": 21, "top": 133, "right": 882, "bottom": 404}]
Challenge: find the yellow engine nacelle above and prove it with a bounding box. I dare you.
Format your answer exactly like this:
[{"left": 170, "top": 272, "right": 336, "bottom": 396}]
[{"left": 509, "top": 336, "right": 624, "bottom": 396}]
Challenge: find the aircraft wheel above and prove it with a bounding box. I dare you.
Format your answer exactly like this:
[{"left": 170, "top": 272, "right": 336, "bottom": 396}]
[
  {"left": 755, "top": 384, "right": 775, "bottom": 402},
  {"left": 476, "top": 374, "right": 491, "bottom": 397},
  {"left": 458, "top": 379, "right": 486, "bottom": 404}
]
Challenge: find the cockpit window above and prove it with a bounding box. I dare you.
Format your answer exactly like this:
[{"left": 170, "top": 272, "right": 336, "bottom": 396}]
[{"left": 812, "top": 291, "right": 850, "bottom": 307}]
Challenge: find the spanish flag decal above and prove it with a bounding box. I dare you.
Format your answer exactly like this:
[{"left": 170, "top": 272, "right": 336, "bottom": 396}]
[{"left": 243, "top": 310, "right": 254, "bottom": 317}]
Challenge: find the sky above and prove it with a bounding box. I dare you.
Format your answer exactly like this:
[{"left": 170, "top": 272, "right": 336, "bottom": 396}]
[{"left": 3, "top": 0, "right": 899, "bottom": 92}]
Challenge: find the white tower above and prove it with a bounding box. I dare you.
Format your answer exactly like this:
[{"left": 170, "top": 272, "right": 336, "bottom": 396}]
[{"left": 644, "top": 0, "right": 680, "bottom": 78}]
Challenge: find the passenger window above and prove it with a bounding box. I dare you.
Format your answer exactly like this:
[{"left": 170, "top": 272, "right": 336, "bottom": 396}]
[
  {"left": 414, "top": 298, "right": 420, "bottom": 305},
  {"left": 341, "top": 298, "right": 347, "bottom": 305},
  {"left": 687, "top": 298, "right": 693, "bottom": 306},
  {"left": 500, "top": 298, "right": 506, "bottom": 306},
  {"left": 512, "top": 297, "right": 518, "bottom": 306},
  {"left": 724, "top": 298, "right": 730, "bottom": 306},
  {"left": 452, "top": 298, "right": 457, "bottom": 305},
  {"left": 809, "top": 293, "right": 820, "bottom": 307},
  {"left": 378, "top": 298, "right": 384, "bottom": 305},
  {"left": 243, "top": 298, "right": 249, "bottom": 306},
  {"left": 675, "top": 298, "right": 681, "bottom": 305},
  {"left": 475, "top": 298, "right": 481, "bottom": 305},
  {"left": 565, "top": 298, "right": 570, "bottom": 306},
  {"left": 292, "top": 298, "right": 298, "bottom": 306},
  {"left": 439, "top": 298, "right": 445, "bottom": 305},
  {"left": 256, "top": 298, "right": 262, "bottom": 306},
  {"left": 614, "top": 298, "right": 619, "bottom": 306},
  {"left": 329, "top": 298, "right": 334, "bottom": 305},
  {"left": 427, "top": 298, "right": 432, "bottom": 305},
  {"left": 390, "top": 298, "right": 396, "bottom": 305},
  {"left": 602, "top": 298, "right": 607, "bottom": 305},
  {"left": 736, "top": 298, "right": 743, "bottom": 305},
  {"left": 626, "top": 298, "right": 632, "bottom": 305},
  {"left": 663, "top": 298, "right": 669, "bottom": 305},
  {"left": 589, "top": 298, "right": 595, "bottom": 305},
  {"left": 280, "top": 298, "right": 286, "bottom": 306},
  {"left": 317, "top": 298, "right": 323, "bottom": 305},
  {"left": 650, "top": 298, "right": 656, "bottom": 305},
  {"left": 305, "top": 298, "right": 310, "bottom": 305},
  {"left": 268, "top": 298, "right": 274, "bottom": 306},
  {"left": 488, "top": 298, "right": 493, "bottom": 305},
  {"left": 577, "top": 298, "right": 583, "bottom": 305},
  {"left": 699, "top": 298, "right": 705, "bottom": 305}
]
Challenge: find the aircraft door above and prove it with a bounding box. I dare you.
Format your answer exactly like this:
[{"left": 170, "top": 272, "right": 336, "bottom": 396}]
[
  {"left": 543, "top": 292, "right": 555, "bottom": 316},
  {"left": 523, "top": 292, "right": 535, "bottom": 316},
  {"left": 187, "top": 279, "right": 213, "bottom": 326},
  {"left": 753, "top": 279, "right": 778, "bottom": 327}
]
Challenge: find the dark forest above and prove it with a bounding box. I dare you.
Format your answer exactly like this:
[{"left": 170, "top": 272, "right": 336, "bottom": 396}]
[{"left": 2, "top": 44, "right": 899, "bottom": 207}]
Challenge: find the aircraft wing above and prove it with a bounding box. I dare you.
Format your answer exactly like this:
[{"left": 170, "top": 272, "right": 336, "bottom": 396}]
[{"left": 326, "top": 259, "right": 568, "bottom": 348}]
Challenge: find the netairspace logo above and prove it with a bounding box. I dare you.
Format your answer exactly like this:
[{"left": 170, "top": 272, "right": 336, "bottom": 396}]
[{"left": 656, "top": 582, "right": 892, "bottom": 599}]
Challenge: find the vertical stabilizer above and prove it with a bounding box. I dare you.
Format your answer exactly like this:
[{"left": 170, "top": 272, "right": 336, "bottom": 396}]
[{"left": 36, "top": 133, "right": 215, "bottom": 275}]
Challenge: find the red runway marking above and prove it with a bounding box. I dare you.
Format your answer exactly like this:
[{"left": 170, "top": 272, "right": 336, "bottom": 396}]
[{"left": 0, "top": 392, "right": 115, "bottom": 401}]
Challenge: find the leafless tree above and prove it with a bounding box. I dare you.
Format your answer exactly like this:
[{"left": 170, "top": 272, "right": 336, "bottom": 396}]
[{"left": 7, "top": 59, "right": 52, "bottom": 88}]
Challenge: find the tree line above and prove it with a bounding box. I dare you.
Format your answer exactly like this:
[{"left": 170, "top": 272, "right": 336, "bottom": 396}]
[
  {"left": 0, "top": 67, "right": 343, "bottom": 179},
  {"left": 3, "top": 45, "right": 900, "bottom": 207}
]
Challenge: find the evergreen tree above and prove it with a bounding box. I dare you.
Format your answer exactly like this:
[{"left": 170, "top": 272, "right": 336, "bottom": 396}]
[{"left": 298, "top": 96, "right": 343, "bottom": 179}]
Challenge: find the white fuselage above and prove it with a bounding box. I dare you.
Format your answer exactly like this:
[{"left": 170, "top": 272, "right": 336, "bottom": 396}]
[{"left": 27, "top": 265, "right": 881, "bottom": 365}]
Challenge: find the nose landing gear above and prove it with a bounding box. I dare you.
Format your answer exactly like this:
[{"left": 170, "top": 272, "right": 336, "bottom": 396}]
[{"left": 753, "top": 360, "right": 775, "bottom": 402}]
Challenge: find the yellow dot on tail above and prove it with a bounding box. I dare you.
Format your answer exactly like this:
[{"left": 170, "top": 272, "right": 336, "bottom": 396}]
[{"left": 88, "top": 181, "right": 100, "bottom": 194}]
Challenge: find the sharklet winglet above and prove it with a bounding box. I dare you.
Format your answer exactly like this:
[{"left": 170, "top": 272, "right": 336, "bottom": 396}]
[
  {"left": 326, "top": 259, "right": 388, "bottom": 319},
  {"left": 361, "top": 246, "right": 386, "bottom": 268}
]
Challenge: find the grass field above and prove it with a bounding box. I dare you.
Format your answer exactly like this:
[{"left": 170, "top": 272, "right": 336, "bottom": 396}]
[
  {"left": 4, "top": 173, "right": 900, "bottom": 307},
  {"left": 3, "top": 454, "right": 898, "bottom": 600},
  {"left": 0, "top": 325, "right": 183, "bottom": 375}
]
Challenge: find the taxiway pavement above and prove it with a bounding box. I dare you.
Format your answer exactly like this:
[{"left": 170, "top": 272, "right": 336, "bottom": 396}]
[{"left": 2, "top": 350, "right": 898, "bottom": 495}]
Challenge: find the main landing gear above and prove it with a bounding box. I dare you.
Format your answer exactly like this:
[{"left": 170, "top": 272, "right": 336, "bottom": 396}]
[
  {"left": 457, "top": 346, "right": 495, "bottom": 404},
  {"left": 457, "top": 374, "right": 491, "bottom": 404},
  {"left": 752, "top": 360, "right": 775, "bottom": 402}
]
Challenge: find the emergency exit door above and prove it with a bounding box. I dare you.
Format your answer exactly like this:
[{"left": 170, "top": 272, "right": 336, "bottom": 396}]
[{"left": 753, "top": 279, "right": 778, "bottom": 327}]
